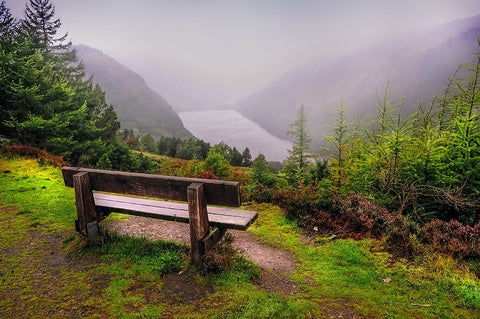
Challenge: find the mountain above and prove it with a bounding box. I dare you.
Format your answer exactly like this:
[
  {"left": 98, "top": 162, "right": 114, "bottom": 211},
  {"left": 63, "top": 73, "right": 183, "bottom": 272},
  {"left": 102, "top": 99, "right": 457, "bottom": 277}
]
[
  {"left": 235, "top": 15, "right": 480, "bottom": 144},
  {"left": 75, "top": 45, "right": 192, "bottom": 138}
]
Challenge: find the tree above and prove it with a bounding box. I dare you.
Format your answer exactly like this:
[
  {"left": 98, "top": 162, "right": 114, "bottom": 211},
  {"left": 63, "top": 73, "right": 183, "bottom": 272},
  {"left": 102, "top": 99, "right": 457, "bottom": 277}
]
[
  {"left": 0, "top": 0, "right": 16, "bottom": 40},
  {"left": 250, "top": 154, "right": 276, "bottom": 188},
  {"left": 325, "top": 101, "right": 353, "bottom": 194},
  {"left": 203, "top": 149, "right": 230, "bottom": 179},
  {"left": 242, "top": 147, "right": 252, "bottom": 167},
  {"left": 211, "top": 142, "right": 232, "bottom": 163},
  {"left": 21, "top": 0, "right": 66, "bottom": 52},
  {"left": 229, "top": 147, "right": 243, "bottom": 166},
  {"left": 284, "top": 104, "right": 312, "bottom": 184},
  {"left": 140, "top": 134, "right": 157, "bottom": 153},
  {"left": 21, "top": 0, "right": 83, "bottom": 81},
  {"left": 176, "top": 138, "right": 202, "bottom": 159}
]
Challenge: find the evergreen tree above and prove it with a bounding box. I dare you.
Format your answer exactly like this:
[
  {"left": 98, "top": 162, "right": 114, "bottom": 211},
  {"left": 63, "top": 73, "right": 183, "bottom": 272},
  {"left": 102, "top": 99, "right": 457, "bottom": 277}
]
[
  {"left": 0, "top": 0, "right": 16, "bottom": 40},
  {"left": 250, "top": 154, "right": 276, "bottom": 188},
  {"left": 230, "top": 147, "right": 243, "bottom": 166},
  {"left": 203, "top": 149, "right": 230, "bottom": 179},
  {"left": 284, "top": 104, "right": 312, "bottom": 184},
  {"left": 325, "top": 101, "right": 353, "bottom": 194},
  {"left": 21, "top": 0, "right": 66, "bottom": 52},
  {"left": 242, "top": 147, "right": 252, "bottom": 167},
  {"left": 21, "top": 0, "right": 83, "bottom": 81},
  {"left": 176, "top": 138, "right": 202, "bottom": 159},
  {"left": 140, "top": 133, "right": 157, "bottom": 153},
  {"left": 211, "top": 142, "right": 232, "bottom": 163}
]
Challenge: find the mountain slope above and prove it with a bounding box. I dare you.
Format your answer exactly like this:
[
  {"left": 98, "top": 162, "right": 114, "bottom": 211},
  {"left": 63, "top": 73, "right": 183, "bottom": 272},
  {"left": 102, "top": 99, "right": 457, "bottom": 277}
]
[
  {"left": 76, "top": 45, "right": 192, "bottom": 138},
  {"left": 235, "top": 15, "right": 480, "bottom": 143}
]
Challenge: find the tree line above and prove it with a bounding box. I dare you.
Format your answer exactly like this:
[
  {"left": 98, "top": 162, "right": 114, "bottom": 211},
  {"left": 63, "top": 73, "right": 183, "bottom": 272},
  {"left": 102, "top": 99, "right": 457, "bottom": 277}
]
[{"left": 118, "top": 129, "right": 253, "bottom": 167}]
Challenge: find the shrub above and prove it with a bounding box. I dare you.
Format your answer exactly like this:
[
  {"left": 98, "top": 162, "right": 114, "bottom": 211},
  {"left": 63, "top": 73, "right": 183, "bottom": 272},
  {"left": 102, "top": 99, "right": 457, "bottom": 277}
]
[
  {"left": 332, "top": 195, "right": 395, "bottom": 238},
  {"left": 272, "top": 183, "right": 323, "bottom": 225},
  {"left": 385, "top": 214, "right": 422, "bottom": 259},
  {"left": 202, "top": 233, "right": 237, "bottom": 272},
  {"left": 248, "top": 183, "right": 275, "bottom": 203},
  {"left": 422, "top": 219, "right": 480, "bottom": 258},
  {"left": 5, "top": 144, "right": 67, "bottom": 167}
]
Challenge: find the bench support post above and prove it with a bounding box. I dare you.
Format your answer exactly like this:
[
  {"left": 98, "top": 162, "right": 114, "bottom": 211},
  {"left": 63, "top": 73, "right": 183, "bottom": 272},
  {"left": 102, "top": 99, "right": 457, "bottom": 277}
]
[
  {"left": 73, "top": 172, "right": 98, "bottom": 240},
  {"left": 187, "top": 182, "right": 210, "bottom": 266}
]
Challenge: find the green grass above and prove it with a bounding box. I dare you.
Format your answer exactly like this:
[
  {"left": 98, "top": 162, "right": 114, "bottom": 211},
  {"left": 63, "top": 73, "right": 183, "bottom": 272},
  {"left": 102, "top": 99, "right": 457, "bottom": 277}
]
[
  {"left": 1, "top": 156, "right": 479, "bottom": 318},
  {"left": 246, "top": 202, "right": 480, "bottom": 318}
]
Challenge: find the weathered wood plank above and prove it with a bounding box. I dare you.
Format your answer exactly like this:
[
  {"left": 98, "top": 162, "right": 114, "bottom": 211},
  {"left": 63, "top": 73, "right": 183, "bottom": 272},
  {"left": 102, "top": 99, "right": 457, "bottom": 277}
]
[
  {"left": 93, "top": 193, "right": 257, "bottom": 230},
  {"left": 62, "top": 167, "right": 240, "bottom": 207},
  {"left": 187, "top": 183, "right": 210, "bottom": 266},
  {"left": 73, "top": 172, "right": 98, "bottom": 239}
]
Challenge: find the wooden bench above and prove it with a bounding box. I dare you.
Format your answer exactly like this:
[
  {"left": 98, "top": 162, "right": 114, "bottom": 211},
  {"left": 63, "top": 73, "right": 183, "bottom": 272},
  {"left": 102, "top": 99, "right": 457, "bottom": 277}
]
[{"left": 62, "top": 167, "right": 258, "bottom": 266}]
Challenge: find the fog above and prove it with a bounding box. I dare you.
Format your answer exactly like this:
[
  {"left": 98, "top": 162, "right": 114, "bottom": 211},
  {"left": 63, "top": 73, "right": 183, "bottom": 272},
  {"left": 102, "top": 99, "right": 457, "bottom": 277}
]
[{"left": 7, "top": 0, "right": 480, "bottom": 110}]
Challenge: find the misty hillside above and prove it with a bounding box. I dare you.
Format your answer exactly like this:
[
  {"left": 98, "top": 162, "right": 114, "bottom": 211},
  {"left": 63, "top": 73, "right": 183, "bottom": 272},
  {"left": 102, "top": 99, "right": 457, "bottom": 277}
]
[
  {"left": 75, "top": 45, "right": 192, "bottom": 138},
  {"left": 235, "top": 15, "right": 480, "bottom": 143}
]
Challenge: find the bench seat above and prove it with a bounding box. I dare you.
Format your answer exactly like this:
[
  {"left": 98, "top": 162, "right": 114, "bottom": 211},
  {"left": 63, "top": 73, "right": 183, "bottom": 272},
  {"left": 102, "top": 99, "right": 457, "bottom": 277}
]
[{"left": 94, "top": 193, "right": 257, "bottom": 231}]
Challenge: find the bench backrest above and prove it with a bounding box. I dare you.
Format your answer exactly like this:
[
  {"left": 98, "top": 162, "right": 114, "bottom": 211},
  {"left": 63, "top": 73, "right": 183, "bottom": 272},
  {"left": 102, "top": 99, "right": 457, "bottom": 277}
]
[{"left": 62, "top": 167, "right": 241, "bottom": 207}]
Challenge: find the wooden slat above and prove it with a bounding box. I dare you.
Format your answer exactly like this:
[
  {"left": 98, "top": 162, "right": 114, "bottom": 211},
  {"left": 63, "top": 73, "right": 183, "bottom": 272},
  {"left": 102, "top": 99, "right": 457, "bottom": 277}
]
[
  {"left": 187, "top": 182, "right": 210, "bottom": 265},
  {"left": 73, "top": 172, "right": 98, "bottom": 238},
  {"left": 62, "top": 167, "right": 241, "bottom": 207},
  {"left": 93, "top": 193, "right": 257, "bottom": 230}
]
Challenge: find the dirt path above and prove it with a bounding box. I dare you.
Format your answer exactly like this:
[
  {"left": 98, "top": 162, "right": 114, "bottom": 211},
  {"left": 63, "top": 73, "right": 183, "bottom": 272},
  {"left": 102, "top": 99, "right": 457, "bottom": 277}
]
[{"left": 104, "top": 216, "right": 299, "bottom": 295}]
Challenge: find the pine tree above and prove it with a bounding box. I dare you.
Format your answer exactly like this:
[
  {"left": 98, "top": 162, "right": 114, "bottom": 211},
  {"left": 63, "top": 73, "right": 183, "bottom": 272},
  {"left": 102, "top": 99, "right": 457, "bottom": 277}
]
[
  {"left": 325, "top": 101, "right": 353, "bottom": 194},
  {"left": 21, "top": 0, "right": 83, "bottom": 81},
  {"left": 242, "top": 147, "right": 252, "bottom": 167},
  {"left": 21, "top": 0, "right": 66, "bottom": 52},
  {"left": 250, "top": 154, "right": 276, "bottom": 188},
  {"left": 230, "top": 147, "right": 243, "bottom": 166},
  {"left": 0, "top": 0, "right": 16, "bottom": 40},
  {"left": 284, "top": 104, "right": 312, "bottom": 184}
]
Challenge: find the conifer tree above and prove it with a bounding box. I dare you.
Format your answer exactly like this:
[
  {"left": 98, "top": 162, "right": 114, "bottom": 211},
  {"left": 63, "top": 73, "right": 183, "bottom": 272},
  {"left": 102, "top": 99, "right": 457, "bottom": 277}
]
[
  {"left": 242, "top": 147, "right": 252, "bottom": 167},
  {"left": 21, "top": 0, "right": 83, "bottom": 81},
  {"left": 325, "top": 101, "right": 353, "bottom": 194},
  {"left": 0, "top": 0, "right": 16, "bottom": 39},
  {"left": 21, "top": 0, "right": 66, "bottom": 52},
  {"left": 250, "top": 154, "right": 276, "bottom": 187},
  {"left": 284, "top": 104, "right": 312, "bottom": 184}
]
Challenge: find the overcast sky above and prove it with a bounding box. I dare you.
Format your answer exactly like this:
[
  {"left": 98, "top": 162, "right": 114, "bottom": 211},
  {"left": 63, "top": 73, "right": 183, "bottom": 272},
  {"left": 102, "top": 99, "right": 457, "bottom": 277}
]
[{"left": 7, "top": 0, "right": 480, "bottom": 103}]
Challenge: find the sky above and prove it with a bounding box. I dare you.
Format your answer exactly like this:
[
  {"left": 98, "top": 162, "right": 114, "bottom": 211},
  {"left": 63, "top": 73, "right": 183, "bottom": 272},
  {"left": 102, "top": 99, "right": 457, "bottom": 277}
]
[{"left": 7, "top": 0, "right": 480, "bottom": 106}]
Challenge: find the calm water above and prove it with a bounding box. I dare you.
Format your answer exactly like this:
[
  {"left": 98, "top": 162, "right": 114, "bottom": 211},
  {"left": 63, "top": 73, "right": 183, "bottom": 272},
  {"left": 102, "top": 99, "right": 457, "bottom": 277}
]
[{"left": 179, "top": 110, "right": 291, "bottom": 161}]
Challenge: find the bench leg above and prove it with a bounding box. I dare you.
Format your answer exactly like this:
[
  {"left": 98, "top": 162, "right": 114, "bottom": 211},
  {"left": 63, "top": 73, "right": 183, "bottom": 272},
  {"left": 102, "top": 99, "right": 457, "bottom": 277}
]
[
  {"left": 187, "top": 182, "right": 210, "bottom": 266},
  {"left": 73, "top": 172, "right": 98, "bottom": 240}
]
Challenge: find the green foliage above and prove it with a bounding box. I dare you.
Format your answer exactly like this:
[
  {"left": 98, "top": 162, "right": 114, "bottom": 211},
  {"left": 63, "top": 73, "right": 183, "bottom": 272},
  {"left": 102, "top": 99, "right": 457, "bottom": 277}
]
[
  {"left": 1, "top": 158, "right": 480, "bottom": 318},
  {"left": 250, "top": 154, "right": 276, "bottom": 188},
  {"left": 284, "top": 104, "right": 313, "bottom": 185},
  {"left": 324, "top": 102, "right": 354, "bottom": 195},
  {"left": 203, "top": 148, "right": 230, "bottom": 179},
  {"left": 139, "top": 133, "right": 157, "bottom": 153}
]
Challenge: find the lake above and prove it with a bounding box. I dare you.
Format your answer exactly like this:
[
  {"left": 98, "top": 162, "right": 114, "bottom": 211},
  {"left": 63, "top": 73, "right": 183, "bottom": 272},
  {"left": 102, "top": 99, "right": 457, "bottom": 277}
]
[{"left": 179, "top": 110, "right": 291, "bottom": 162}]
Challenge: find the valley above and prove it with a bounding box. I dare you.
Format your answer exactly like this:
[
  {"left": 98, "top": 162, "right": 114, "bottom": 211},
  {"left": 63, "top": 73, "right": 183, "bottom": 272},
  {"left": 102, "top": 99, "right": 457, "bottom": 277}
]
[{"left": 179, "top": 110, "right": 291, "bottom": 162}]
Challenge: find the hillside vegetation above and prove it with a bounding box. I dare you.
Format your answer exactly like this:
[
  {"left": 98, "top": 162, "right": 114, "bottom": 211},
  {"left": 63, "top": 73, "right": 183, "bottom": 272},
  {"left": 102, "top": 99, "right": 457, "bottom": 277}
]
[
  {"left": 76, "top": 45, "right": 192, "bottom": 139},
  {"left": 0, "top": 155, "right": 479, "bottom": 318}
]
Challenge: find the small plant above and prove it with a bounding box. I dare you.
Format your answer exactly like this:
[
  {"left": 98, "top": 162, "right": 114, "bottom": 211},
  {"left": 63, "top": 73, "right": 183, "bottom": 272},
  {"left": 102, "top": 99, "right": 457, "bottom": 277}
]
[
  {"left": 332, "top": 195, "right": 395, "bottom": 238},
  {"left": 273, "top": 183, "right": 323, "bottom": 225},
  {"left": 202, "top": 233, "right": 237, "bottom": 272},
  {"left": 422, "top": 219, "right": 480, "bottom": 258}
]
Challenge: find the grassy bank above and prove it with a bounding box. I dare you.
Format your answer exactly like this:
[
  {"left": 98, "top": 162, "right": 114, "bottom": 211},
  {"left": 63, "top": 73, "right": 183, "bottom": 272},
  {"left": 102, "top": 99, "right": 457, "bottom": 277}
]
[{"left": 0, "top": 156, "right": 479, "bottom": 318}]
